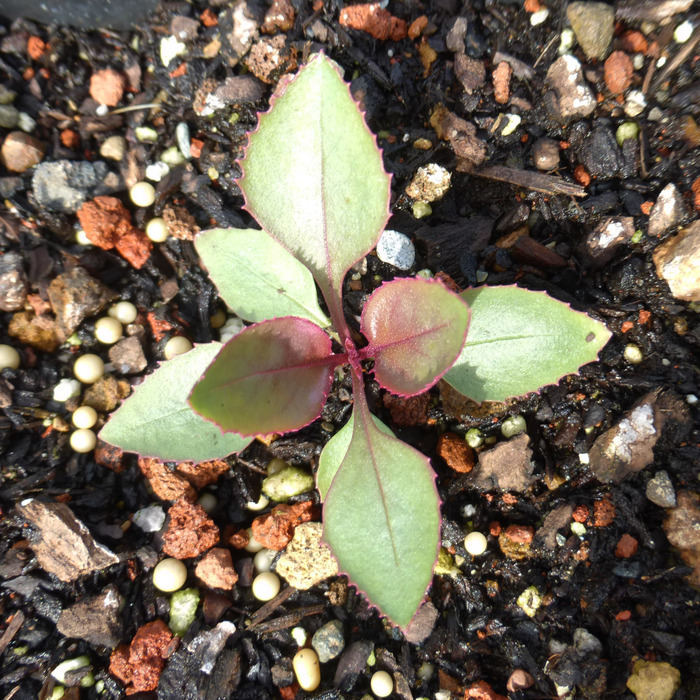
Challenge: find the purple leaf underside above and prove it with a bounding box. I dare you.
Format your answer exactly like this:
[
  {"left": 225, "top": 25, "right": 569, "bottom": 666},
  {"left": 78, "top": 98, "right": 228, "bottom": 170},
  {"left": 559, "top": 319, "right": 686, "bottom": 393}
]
[
  {"left": 360, "top": 278, "right": 470, "bottom": 396},
  {"left": 189, "top": 317, "right": 337, "bottom": 436}
]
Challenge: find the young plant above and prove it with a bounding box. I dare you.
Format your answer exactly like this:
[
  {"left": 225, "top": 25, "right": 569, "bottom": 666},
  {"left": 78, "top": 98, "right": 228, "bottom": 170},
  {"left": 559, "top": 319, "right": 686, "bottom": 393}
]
[{"left": 101, "top": 54, "right": 611, "bottom": 630}]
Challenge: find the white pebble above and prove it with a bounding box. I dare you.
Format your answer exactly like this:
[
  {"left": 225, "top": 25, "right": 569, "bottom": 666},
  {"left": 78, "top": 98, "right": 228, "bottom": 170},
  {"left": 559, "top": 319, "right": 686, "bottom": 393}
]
[
  {"left": 501, "top": 113, "right": 521, "bottom": 136},
  {"left": 53, "top": 378, "right": 82, "bottom": 402},
  {"left": 530, "top": 7, "right": 550, "bottom": 26},
  {"left": 108, "top": 301, "right": 138, "bottom": 325},
  {"left": 291, "top": 626, "right": 308, "bottom": 647},
  {"left": 371, "top": 670, "right": 394, "bottom": 697},
  {"left": 624, "top": 344, "right": 643, "bottom": 364},
  {"left": 464, "top": 531, "right": 488, "bottom": 556},
  {"left": 674, "top": 20, "right": 693, "bottom": 43},
  {"left": 146, "top": 217, "right": 169, "bottom": 242},
  {"left": 164, "top": 336, "right": 193, "bottom": 360},
  {"left": 0, "top": 344, "right": 20, "bottom": 370},
  {"left": 75, "top": 227, "right": 91, "bottom": 245},
  {"left": 153, "top": 557, "right": 187, "bottom": 592},
  {"left": 74, "top": 354, "right": 105, "bottom": 384},
  {"left": 72, "top": 405, "right": 98, "bottom": 429},
  {"left": 252, "top": 571, "right": 281, "bottom": 601},
  {"left": 145, "top": 162, "right": 170, "bottom": 182},
  {"left": 624, "top": 90, "right": 647, "bottom": 118},
  {"left": 160, "top": 35, "right": 187, "bottom": 67},
  {"left": 197, "top": 492, "right": 217, "bottom": 514},
  {"left": 219, "top": 316, "right": 245, "bottom": 343},
  {"left": 502, "top": 414, "right": 526, "bottom": 438},
  {"left": 130, "top": 181, "right": 156, "bottom": 208},
  {"left": 293, "top": 648, "right": 321, "bottom": 692},
  {"left": 94, "top": 317, "right": 123, "bottom": 344},
  {"left": 558, "top": 28, "right": 575, "bottom": 55},
  {"left": 70, "top": 429, "right": 97, "bottom": 453},
  {"left": 133, "top": 505, "right": 166, "bottom": 532},
  {"left": 246, "top": 494, "right": 270, "bottom": 511},
  {"left": 253, "top": 548, "right": 277, "bottom": 573},
  {"left": 244, "top": 528, "right": 265, "bottom": 553},
  {"left": 176, "top": 121, "right": 191, "bottom": 158},
  {"left": 376, "top": 230, "right": 416, "bottom": 270}
]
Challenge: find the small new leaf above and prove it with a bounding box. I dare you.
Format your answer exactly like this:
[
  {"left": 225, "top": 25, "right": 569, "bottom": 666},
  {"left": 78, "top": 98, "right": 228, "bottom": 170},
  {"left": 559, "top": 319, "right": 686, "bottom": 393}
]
[
  {"left": 189, "top": 317, "right": 336, "bottom": 436},
  {"left": 323, "top": 401, "right": 440, "bottom": 630},
  {"left": 444, "top": 286, "right": 612, "bottom": 402},
  {"left": 195, "top": 228, "right": 330, "bottom": 327},
  {"left": 99, "top": 344, "right": 251, "bottom": 462},
  {"left": 238, "top": 53, "right": 390, "bottom": 298},
  {"left": 361, "top": 278, "right": 470, "bottom": 396}
]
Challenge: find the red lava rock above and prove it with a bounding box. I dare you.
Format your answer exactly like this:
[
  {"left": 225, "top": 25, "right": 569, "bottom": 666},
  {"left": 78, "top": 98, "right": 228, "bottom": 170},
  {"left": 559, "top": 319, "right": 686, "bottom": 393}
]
[
  {"left": 615, "top": 609, "right": 632, "bottom": 621},
  {"left": 338, "top": 3, "right": 407, "bottom": 41},
  {"left": 228, "top": 528, "right": 250, "bottom": 549},
  {"left": 492, "top": 61, "right": 512, "bottom": 104},
  {"left": 619, "top": 30, "right": 648, "bottom": 54},
  {"left": 502, "top": 524, "right": 534, "bottom": 544},
  {"left": 162, "top": 204, "right": 201, "bottom": 241},
  {"left": 261, "top": 0, "right": 295, "bottom": 34},
  {"left": 506, "top": 669, "right": 535, "bottom": 692},
  {"left": 195, "top": 547, "right": 238, "bottom": 590},
  {"left": 77, "top": 196, "right": 152, "bottom": 269},
  {"left": 200, "top": 8, "right": 218, "bottom": 27},
  {"left": 692, "top": 177, "right": 700, "bottom": 212},
  {"left": 489, "top": 521, "right": 502, "bottom": 537},
  {"left": 95, "top": 441, "right": 125, "bottom": 472},
  {"left": 27, "top": 36, "right": 47, "bottom": 60},
  {"left": 408, "top": 15, "right": 428, "bottom": 40},
  {"left": 90, "top": 68, "right": 126, "bottom": 107},
  {"left": 604, "top": 51, "right": 634, "bottom": 94},
  {"left": 437, "top": 432, "right": 475, "bottom": 473},
  {"left": 60, "top": 129, "right": 80, "bottom": 149},
  {"left": 1, "top": 131, "right": 45, "bottom": 172},
  {"left": 251, "top": 501, "right": 315, "bottom": 550},
  {"left": 464, "top": 679, "right": 508, "bottom": 700},
  {"left": 109, "top": 619, "right": 173, "bottom": 694},
  {"left": 615, "top": 533, "right": 639, "bottom": 558},
  {"left": 593, "top": 498, "right": 615, "bottom": 527},
  {"left": 176, "top": 459, "right": 230, "bottom": 490},
  {"left": 138, "top": 457, "right": 196, "bottom": 502},
  {"left": 146, "top": 311, "right": 174, "bottom": 341},
  {"left": 162, "top": 498, "right": 220, "bottom": 559},
  {"left": 574, "top": 164, "right": 591, "bottom": 186},
  {"left": 382, "top": 392, "right": 430, "bottom": 427},
  {"left": 524, "top": 0, "right": 542, "bottom": 11},
  {"left": 572, "top": 505, "right": 589, "bottom": 523}
]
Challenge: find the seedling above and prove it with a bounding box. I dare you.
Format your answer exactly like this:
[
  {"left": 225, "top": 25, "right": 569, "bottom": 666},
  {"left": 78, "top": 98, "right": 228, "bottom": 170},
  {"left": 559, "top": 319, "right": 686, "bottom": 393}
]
[{"left": 101, "top": 54, "right": 611, "bottom": 630}]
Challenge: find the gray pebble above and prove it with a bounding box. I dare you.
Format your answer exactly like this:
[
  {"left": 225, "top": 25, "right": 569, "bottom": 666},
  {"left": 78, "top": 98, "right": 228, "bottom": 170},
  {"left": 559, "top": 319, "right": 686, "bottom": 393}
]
[
  {"left": 312, "top": 619, "right": 345, "bottom": 663},
  {"left": 532, "top": 137, "right": 560, "bottom": 171},
  {"left": 376, "top": 230, "right": 415, "bottom": 270},
  {"left": 579, "top": 125, "right": 623, "bottom": 180},
  {"left": 646, "top": 471, "right": 676, "bottom": 508},
  {"left": 0, "top": 251, "right": 28, "bottom": 312},
  {"left": 0, "top": 105, "right": 19, "bottom": 129},
  {"left": 573, "top": 628, "right": 603, "bottom": 658},
  {"left": 32, "top": 160, "right": 113, "bottom": 213},
  {"left": 566, "top": 1, "right": 614, "bottom": 61},
  {"left": 545, "top": 55, "right": 596, "bottom": 122}
]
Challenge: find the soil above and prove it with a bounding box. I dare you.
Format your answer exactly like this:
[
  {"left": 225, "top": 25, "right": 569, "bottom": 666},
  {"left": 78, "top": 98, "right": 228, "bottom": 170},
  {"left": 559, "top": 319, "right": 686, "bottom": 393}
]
[{"left": 0, "top": 1, "right": 699, "bottom": 699}]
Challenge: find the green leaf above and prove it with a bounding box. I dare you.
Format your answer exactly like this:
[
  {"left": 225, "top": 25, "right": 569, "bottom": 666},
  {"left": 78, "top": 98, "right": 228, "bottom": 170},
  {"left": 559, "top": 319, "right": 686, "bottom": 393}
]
[
  {"left": 317, "top": 412, "right": 394, "bottom": 500},
  {"left": 238, "top": 53, "right": 390, "bottom": 297},
  {"left": 195, "top": 228, "right": 330, "bottom": 327},
  {"left": 323, "top": 401, "right": 440, "bottom": 630},
  {"left": 99, "top": 343, "right": 251, "bottom": 462},
  {"left": 444, "top": 286, "right": 612, "bottom": 403},
  {"left": 189, "top": 317, "right": 336, "bottom": 436},
  {"left": 361, "top": 278, "right": 470, "bottom": 396}
]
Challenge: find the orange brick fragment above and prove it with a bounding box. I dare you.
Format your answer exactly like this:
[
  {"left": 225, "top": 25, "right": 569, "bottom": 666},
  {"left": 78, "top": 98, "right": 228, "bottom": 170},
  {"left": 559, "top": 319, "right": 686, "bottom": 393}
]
[
  {"left": 621, "top": 321, "right": 634, "bottom": 333},
  {"left": 640, "top": 200, "right": 653, "bottom": 215},
  {"left": 251, "top": 501, "right": 315, "bottom": 550},
  {"left": 593, "top": 498, "right": 615, "bottom": 527},
  {"left": 338, "top": 3, "right": 407, "bottom": 41},
  {"left": 619, "top": 30, "right": 648, "bottom": 55},
  {"left": 437, "top": 433, "right": 475, "bottom": 473},
  {"left": 615, "top": 609, "right": 632, "bottom": 621},
  {"left": 572, "top": 505, "right": 589, "bottom": 523},
  {"left": 523, "top": 0, "right": 542, "bottom": 11},
  {"left": 604, "top": 51, "right": 634, "bottom": 95},
  {"left": 464, "top": 679, "right": 508, "bottom": 700},
  {"left": 615, "top": 533, "right": 639, "bottom": 558},
  {"left": 408, "top": 15, "right": 428, "bottom": 40},
  {"left": 27, "top": 36, "right": 47, "bottom": 60},
  {"left": 692, "top": 176, "right": 700, "bottom": 212},
  {"left": 90, "top": 68, "right": 126, "bottom": 107},
  {"left": 492, "top": 61, "right": 512, "bottom": 104},
  {"left": 60, "top": 129, "right": 80, "bottom": 149},
  {"left": 574, "top": 165, "right": 591, "bottom": 187},
  {"left": 200, "top": 8, "right": 218, "bottom": 26}
]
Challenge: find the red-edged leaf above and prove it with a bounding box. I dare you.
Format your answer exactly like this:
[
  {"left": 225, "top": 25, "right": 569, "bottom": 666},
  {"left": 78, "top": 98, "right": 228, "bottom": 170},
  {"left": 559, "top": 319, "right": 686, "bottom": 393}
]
[
  {"left": 189, "top": 317, "right": 336, "bottom": 436},
  {"left": 360, "top": 278, "right": 470, "bottom": 396}
]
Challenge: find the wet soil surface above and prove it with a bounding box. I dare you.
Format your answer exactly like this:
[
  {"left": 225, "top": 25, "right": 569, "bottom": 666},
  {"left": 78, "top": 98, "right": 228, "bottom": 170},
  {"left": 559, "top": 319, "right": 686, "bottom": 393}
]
[{"left": 0, "top": 1, "right": 699, "bottom": 699}]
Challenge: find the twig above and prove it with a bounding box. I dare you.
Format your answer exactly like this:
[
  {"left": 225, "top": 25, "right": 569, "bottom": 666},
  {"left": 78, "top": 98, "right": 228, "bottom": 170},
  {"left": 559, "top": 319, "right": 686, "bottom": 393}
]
[
  {"left": 472, "top": 164, "right": 587, "bottom": 198},
  {"left": 247, "top": 585, "right": 297, "bottom": 627},
  {"left": 250, "top": 604, "right": 327, "bottom": 634},
  {"left": 0, "top": 611, "right": 25, "bottom": 657},
  {"left": 649, "top": 27, "right": 700, "bottom": 95}
]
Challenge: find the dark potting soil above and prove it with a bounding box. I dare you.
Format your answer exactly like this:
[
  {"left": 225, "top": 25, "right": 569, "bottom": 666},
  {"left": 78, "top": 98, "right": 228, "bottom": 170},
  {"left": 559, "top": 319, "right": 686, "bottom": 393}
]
[{"left": 0, "top": 0, "right": 699, "bottom": 698}]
